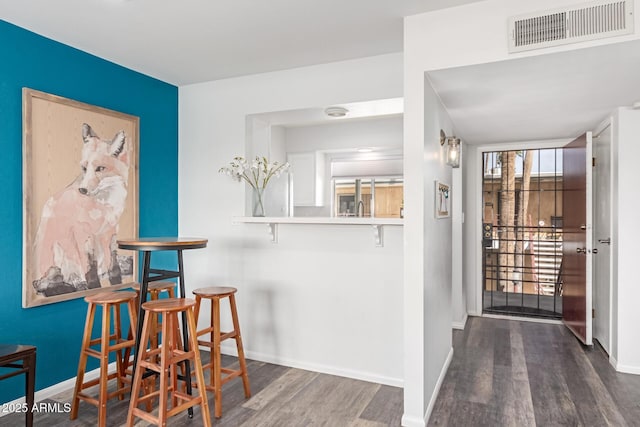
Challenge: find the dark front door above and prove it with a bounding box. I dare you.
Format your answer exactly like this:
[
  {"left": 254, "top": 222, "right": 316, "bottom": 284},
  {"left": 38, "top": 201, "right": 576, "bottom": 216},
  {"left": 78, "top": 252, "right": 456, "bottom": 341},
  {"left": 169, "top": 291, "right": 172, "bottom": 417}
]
[{"left": 562, "top": 133, "right": 592, "bottom": 345}]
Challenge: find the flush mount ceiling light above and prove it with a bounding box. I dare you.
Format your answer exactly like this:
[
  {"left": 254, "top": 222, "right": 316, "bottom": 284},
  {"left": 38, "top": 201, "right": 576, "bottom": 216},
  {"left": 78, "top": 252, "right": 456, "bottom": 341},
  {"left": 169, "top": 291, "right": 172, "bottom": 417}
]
[
  {"left": 440, "top": 129, "right": 461, "bottom": 168},
  {"left": 357, "top": 147, "right": 374, "bottom": 153},
  {"left": 324, "top": 106, "right": 349, "bottom": 117}
]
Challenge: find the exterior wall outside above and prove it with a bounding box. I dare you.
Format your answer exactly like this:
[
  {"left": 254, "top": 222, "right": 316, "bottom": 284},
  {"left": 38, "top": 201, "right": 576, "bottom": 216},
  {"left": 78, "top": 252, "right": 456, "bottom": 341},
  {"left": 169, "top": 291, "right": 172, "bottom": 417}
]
[
  {"left": 0, "top": 20, "right": 178, "bottom": 404},
  {"left": 179, "top": 53, "right": 405, "bottom": 387}
]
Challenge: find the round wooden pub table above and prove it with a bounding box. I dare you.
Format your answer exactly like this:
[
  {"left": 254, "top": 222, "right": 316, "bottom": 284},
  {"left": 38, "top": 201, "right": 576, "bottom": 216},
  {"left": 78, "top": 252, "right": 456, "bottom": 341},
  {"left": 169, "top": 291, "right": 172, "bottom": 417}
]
[{"left": 117, "top": 237, "right": 207, "bottom": 418}]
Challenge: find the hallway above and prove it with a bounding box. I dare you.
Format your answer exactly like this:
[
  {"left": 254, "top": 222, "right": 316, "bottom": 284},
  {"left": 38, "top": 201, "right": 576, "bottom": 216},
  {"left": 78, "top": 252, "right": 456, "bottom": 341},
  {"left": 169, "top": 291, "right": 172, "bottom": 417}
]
[{"left": 429, "top": 317, "right": 640, "bottom": 426}]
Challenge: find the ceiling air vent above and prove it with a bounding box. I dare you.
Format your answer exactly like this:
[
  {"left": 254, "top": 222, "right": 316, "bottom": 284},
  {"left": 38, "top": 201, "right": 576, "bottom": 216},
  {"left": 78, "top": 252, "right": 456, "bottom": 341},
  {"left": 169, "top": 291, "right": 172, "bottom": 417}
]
[{"left": 509, "top": 0, "right": 634, "bottom": 53}]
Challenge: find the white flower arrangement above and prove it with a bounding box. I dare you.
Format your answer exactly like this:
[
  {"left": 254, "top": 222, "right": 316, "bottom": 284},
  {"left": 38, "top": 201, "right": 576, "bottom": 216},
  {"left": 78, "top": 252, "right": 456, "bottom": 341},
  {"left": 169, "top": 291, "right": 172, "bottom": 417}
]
[
  {"left": 219, "top": 156, "right": 290, "bottom": 216},
  {"left": 219, "top": 156, "right": 290, "bottom": 190}
]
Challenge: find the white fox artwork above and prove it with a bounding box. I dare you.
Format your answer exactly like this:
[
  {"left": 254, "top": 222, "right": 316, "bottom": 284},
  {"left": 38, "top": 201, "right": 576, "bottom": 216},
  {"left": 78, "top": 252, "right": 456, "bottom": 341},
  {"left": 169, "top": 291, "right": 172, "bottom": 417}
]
[{"left": 32, "top": 123, "right": 133, "bottom": 296}]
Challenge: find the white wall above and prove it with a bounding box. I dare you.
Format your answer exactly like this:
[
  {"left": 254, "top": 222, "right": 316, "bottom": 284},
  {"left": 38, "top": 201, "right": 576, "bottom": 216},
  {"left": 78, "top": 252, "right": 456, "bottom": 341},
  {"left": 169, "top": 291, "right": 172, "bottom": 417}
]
[
  {"left": 402, "top": 3, "right": 640, "bottom": 423},
  {"left": 179, "top": 53, "right": 405, "bottom": 386},
  {"left": 403, "top": 15, "right": 456, "bottom": 420},
  {"left": 422, "top": 77, "right": 455, "bottom": 419},
  {"left": 611, "top": 107, "right": 640, "bottom": 373},
  {"left": 284, "top": 115, "right": 403, "bottom": 154},
  {"left": 463, "top": 144, "right": 481, "bottom": 315},
  {"left": 407, "top": 0, "right": 640, "bottom": 73},
  {"left": 409, "top": 0, "right": 640, "bottom": 325},
  {"left": 452, "top": 164, "right": 466, "bottom": 329}
]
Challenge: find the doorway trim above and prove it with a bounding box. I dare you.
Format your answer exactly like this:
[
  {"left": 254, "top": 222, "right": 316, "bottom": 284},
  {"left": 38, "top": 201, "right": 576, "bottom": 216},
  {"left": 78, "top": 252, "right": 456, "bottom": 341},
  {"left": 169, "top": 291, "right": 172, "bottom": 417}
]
[{"left": 592, "top": 116, "right": 614, "bottom": 354}]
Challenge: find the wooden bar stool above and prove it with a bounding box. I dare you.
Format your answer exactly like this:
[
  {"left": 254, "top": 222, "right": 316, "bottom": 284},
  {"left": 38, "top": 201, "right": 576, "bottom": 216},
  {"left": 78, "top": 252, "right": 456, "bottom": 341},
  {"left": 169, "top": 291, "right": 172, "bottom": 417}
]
[
  {"left": 126, "top": 281, "right": 179, "bottom": 410},
  {"left": 127, "top": 298, "right": 210, "bottom": 427},
  {"left": 130, "top": 281, "right": 176, "bottom": 350},
  {"left": 71, "top": 291, "right": 138, "bottom": 427},
  {"left": 131, "top": 280, "right": 176, "bottom": 300},
  {"left": 193, "top": 286, "right": 251, "bottom": 418}
]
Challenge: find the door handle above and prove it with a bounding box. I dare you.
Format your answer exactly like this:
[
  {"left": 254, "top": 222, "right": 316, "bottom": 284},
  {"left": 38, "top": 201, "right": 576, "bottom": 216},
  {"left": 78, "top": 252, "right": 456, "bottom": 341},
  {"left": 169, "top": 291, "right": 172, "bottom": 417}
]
[
  {"left": 598, "top": 238, "right": 611, "bottom": 245},
  {"left": 576, "top": 247, "right": 587, "bottom": 254},
  {"left": 580, "top": 224, "right": 587, "bottom": 230}
]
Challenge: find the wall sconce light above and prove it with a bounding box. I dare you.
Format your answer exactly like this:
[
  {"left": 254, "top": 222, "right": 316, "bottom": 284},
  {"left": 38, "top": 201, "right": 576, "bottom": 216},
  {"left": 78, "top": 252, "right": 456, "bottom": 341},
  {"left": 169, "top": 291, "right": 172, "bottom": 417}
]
[{"left": 440, "top": 129, "right": 461, "bottom": 168}]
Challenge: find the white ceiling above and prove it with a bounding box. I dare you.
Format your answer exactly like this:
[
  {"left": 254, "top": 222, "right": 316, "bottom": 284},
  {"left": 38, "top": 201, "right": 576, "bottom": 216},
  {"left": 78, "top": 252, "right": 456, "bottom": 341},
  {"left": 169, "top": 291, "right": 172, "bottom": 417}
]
[
  {"left": 0, "top": 0, "right": 479, "bottom": 86},
  {"left": 249, "top": 97, "right": 403, "bottom": 127},
  {"left": 3, "top": 1, "right": 639, "bottom": 144},
  {"left": 428, "top": 39, "right": 640, "bottom": 145}
]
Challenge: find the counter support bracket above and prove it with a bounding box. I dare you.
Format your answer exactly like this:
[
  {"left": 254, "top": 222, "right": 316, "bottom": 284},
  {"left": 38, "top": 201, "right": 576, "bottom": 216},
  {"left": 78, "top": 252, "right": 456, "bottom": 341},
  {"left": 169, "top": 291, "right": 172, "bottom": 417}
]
[
  {"left": 267, "top": 223, "right": 278, "bottom": 243},
  {"left": 373, "top": 225, "right": 384, "bottom": 247}
]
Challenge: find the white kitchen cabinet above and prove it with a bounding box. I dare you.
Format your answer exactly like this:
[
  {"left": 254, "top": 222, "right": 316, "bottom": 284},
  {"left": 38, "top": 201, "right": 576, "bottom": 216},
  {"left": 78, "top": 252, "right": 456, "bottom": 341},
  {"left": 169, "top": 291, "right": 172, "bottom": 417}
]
[{"left": 287, "top": 151, "right": 324, "bottom": 206}]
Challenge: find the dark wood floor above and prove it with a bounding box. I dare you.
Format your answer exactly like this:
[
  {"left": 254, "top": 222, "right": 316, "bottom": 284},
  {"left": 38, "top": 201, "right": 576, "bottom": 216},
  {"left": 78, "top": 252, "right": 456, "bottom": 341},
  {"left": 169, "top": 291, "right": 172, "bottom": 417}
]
[
  {"left": 4, "top": 317, "right": 640, "bottom": 426},
  {"left": 0, "top": 353, "right": 403, "bottom": 426},
  {"left": 429, "top": 316, "right": 640, "bottom": 426}
]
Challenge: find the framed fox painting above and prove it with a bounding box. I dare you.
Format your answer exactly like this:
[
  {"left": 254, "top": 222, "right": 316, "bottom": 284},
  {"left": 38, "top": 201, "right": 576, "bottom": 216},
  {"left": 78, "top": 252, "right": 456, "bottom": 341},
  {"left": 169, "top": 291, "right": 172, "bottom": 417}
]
[{"left": 22, "top": 88, "right": 139, "bottom": 307}]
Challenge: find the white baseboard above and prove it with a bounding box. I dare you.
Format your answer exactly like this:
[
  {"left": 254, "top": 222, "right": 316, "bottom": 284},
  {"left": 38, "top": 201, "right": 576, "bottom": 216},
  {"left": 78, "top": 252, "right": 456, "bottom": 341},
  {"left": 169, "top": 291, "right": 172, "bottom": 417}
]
[
  {"left": 0, "top": 348, "right": 217, "bottom": 417},
  {"left": 0, "top": 361, "right": 117, "bottom": 418},
  {"left": 424, "top": 347, "right": 453, "bottom": 423},
  {"left": 609, "top": 355, "right": 618, "bottom": 370},
  {"left": 224, "top": 345, "right": 403, "bottom": 388},
  {"left": 2, "top": 343, "right": 403, "bottom": 419},
  {"left": 610, "top": 357, "right": 640, "bottom": 375},
  {"left": 401, "top": 413, "right": 427, "bottom": 427},
  {"left": 400, "top": 346, "right": 453, "bottom": 427},
  {"left": 452, "top": 313, "right": 468, "bottom": 330}
]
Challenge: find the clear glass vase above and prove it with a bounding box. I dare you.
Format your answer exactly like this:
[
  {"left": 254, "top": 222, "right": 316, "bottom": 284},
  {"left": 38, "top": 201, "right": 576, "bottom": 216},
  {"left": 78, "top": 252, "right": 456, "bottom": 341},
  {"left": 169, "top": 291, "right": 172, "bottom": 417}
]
[{"left": 252, "top": 187, "right": 266, "bottom": 217}]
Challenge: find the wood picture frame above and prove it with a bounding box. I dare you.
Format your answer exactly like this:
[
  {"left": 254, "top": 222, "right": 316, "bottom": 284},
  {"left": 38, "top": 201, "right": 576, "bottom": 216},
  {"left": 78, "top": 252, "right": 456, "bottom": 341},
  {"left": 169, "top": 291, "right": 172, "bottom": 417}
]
[
  {"left": 435, "top": 180, "right": 451, "bottom": 219},
  {"left": 22, "top": 88, "right": 139, "bottom": 307}
]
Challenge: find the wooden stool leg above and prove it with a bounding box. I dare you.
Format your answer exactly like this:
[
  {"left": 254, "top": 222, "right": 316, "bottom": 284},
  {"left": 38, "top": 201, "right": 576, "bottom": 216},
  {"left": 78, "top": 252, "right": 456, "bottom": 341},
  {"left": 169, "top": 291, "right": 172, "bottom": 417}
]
[
  {"left": 113, "top": 303, "right": 126, "bottom": 400},
  {"left": 71, "top": 302, "right": 97, "bottom": 420},
  {"left": 208, "top": 297, "right": 215, "bottom": 386},
  {"left": 124, "top": 298, "right": 153, "bottom": 412},
  {"left": 98, "top": 303, "right": 111, "bottom": 427},
  {"left": 192, "top": 295, "right": 205, "bottom": 391},
  {"left": 186, "top": 307, "right": 212, "bottom": 427},
  {"left": 229, "top": 294, "right": 251, "bottom": 397},
  {"left": 193, "top": 295, "right": 202, "bottom": 327},
  {"left": 212, "top": 297, "right": 222, "bottom": 418},
  {"left": 123, "top": 292, "right": 141, "bottom": 373},
  {"left": 124, "top": 299, "right": 137, "bottom": 375},
  {"left": 169, "top": 312, "right": 179, "bottom": 410},
  {"left": 127, "top": 311, "right": 152, "bottom": 427},
  {"left": 149, "top": 290, "right": 159, "bottom": 351},
  {"left": 157, "top": 312, "right": 171, "bottom": 426}
]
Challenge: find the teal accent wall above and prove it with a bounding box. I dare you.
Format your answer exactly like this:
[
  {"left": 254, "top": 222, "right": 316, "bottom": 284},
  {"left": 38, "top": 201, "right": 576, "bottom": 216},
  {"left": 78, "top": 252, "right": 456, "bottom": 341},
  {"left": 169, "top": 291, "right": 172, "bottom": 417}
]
[{"left": 0, "top": 20, "right": 178, "bottom": 403}]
